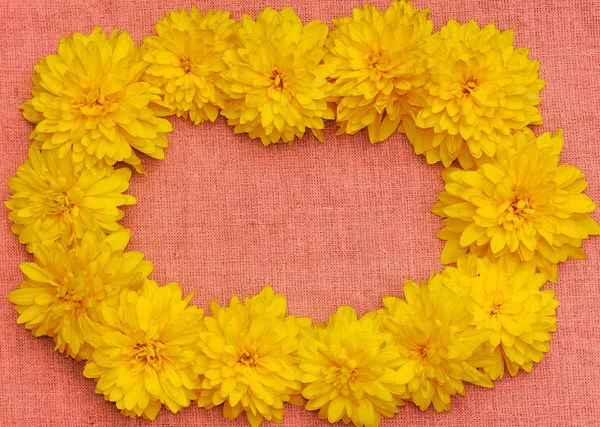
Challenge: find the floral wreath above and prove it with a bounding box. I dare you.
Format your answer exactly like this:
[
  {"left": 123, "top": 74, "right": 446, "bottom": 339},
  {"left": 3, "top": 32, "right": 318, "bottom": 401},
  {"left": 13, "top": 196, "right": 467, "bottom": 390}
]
[{"left": 7, "top": 2, "right": 600, "bottom": 427}]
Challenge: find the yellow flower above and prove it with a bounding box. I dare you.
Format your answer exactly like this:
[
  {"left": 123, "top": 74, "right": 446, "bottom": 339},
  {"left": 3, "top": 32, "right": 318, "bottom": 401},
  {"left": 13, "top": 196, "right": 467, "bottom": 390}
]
[
  {"left": 382, "top": 275, "right": 494, "bottom": 412},
  {"left": 218, "top": 7, "right": 333, "bottom": 145},
  {"left": 5, "top": 147, "right": 135, "bottom": 252},
  {"left": 441, "top": 255, "right": 559, "bottom": 379},
  {"left": 432, "top": 130, "right": 600, "bottom": 282},
  {"left": 326, "top": 1, "right": 433, "bottom": 143},
  {"left": 298, "top": 306, "right": 404, "bottom": 427},
  {"left": 83, "top": 280, "right": 203, "bottom": 420},
  {"left": 21, "top": 27, "right": 173, "bottom": 174},
  {"left": 195, "top": 286, "right": 309, "bottom": 427},
  {"left": 142, "top": 7, "right": 238, "bottom": 124},
  {"left": 468, "top": 127, "right": 562, "bottom": 170},
  {"left": 402, "top": 20, "right": 545, "bottom": 169},
  {"left": 494, "top": 126, "right": 563, "bottom": 163},
  {"left": 8, "top": 230, "right": 152, "bottom": 360}
]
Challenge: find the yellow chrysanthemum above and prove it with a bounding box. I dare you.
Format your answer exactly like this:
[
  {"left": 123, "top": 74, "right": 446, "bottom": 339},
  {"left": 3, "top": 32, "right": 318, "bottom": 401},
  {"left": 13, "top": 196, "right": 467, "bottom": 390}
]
[
  {"left": 402, "top": 20, "right": 545, "bottom": 169},
  {"left": 21, "top": 27, "right": 173, "bottom": 174},
  {"left": 326, "top": 1, "right": 433, "bottom": 143},
  {"left": 441, "top": 255, "right": 559, "bottom": 379},
  {"left": 218, "top": 7, "right": 333, "bottom": 145},
  {"left": 5, "top": 147, "right": 135, "bottom": 252},
  {"left": 381, "top": 275, "right": 494, "bottom": 412},
  {"left": 83, "top": 280, "right": 203, "bottom": 420},
  {"left": 493, "top": 126, "right": 562, "bottom": 163},
  {"left": 432, "top": 130, "right": 600, "bottom": 282},
  {"left": 298, "top": 306, "right": 404, "bottom": 427},
  {"left": 195, "top": 286, "right": 310, "bottom": 427},
  {"left": 8, "top": 230, "right": 152, "bottom": 360},
  {"left": 469, "top": 126, "right": 562, "bottom": 170},
  {"left": 142, "top": 8, "right": 238, "bottom": 124}
]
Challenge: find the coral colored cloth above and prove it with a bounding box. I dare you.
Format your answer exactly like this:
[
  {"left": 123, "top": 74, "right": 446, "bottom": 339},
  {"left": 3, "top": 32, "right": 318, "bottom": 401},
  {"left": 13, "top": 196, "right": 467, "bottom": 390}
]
[{"left": 1, "top": 1, "right": 599, "bottom": 426}]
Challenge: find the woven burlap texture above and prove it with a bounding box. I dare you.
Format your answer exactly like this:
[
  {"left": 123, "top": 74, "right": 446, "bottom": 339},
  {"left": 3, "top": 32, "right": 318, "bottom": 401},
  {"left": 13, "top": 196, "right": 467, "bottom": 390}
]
[{"left": 0, "top": 1, "right": 599, "bottom": 426}]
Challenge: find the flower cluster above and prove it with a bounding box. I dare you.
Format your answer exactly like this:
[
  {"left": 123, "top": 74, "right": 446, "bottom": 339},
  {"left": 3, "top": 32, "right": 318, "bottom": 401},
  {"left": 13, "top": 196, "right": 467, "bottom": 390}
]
[
  {"left": 380, "top": 276, "right": 494, "bottom": 412},
  {"left": 432, "top": 129, "right": 600, "bottom": 282},
  {"left": 8, "top": 230, "right": 152, "bottom": 360},
  {"left": 298, "top": 306, "right": 405, "bottom": 426},
  {"left": 142, "top": 8, "right": 239, "bottom": 125},
  {"left": 6, "top": 2, "right": 599, "bottom": 427},
  {"left": 21, "top": 27, "right": 172, "bottom": 174},
  {"left": 218, "top": 7, "right": 333, "bottom": 145},
  {"left": 6, "top": 147, "right": 135, "bottom": 252},
  {"left": 403, "top": 20, "right": 545, "bottom": 169},
  {"left": 325, "top": 1, "right": 433, "bottom": 143},
  {"left": 83, "top": 280, "right": 203, "bottom": 419},
  {"left": 195, "top": 286, "right": 309, "bottom": 427},
  {"left": 441, "top": 255, "right": 560, "bottom": 379}
]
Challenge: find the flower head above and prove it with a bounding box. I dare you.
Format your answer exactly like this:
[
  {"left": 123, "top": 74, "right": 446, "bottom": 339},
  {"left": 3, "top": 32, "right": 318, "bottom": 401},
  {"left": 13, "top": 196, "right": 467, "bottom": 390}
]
[
  {"left": 83, "top": 280, "right": 203, "bottom": 420},
  {"left": 142, "top": 8, "right": 239, "bottom": 124},
  {"left": 21, "top": 27, "right": 173, "bottom": 174},
  {"left": 8, "top": 230, "right": 152, "bottom": 360},
  {"left": 432, "top": 130, "right": 600, "bottom": 282},
  {"left": 218, "top": 7, "right": 333, "bottom": 145},
  {"left": 326, "top": 1, "right": 433, "bottom": 143},
  {"left": 403, "top": 20, "right": 545, "bottom": 168},
  {"left": 195, "top": 286, "right": 309, "bottom": 427},
  {"left": 381, "top": 275, "right": 493, "bottom": 412},
  {"left": 441, "top": 255, "right": 559, "bottom": 379},
  {"left": 5, "top": 147, "right": 135, "bottom": 252},
  {"left": 298, "top": 306, "right": 404, "bottom": 427}
]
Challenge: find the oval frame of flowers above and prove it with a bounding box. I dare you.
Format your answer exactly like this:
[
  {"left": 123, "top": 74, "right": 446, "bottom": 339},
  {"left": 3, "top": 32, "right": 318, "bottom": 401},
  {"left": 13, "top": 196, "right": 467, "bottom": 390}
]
[{"left": 6, "top": 2, "right": 600, "bottom": 427}]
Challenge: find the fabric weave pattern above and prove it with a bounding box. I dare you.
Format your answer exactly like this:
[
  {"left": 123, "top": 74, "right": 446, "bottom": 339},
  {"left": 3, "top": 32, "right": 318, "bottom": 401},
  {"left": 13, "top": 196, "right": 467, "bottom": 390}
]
[{"left": 0, "top": 1, "right": 598, "bottom": 426}]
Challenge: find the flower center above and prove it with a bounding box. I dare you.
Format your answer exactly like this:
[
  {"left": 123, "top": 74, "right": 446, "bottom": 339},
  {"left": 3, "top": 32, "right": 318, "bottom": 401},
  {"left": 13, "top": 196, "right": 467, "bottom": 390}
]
[
  {"left": 58, "top": 279, "right": 83, "bottom": 301},
  {"left": 420, "top": 343, "right": 436, "bottom": 358},
  {"left": 55, "top": 275, "right": 88, "bottom": 314},
  {"left": 270, "top": 69, "right": 284, "bottom": 89},
  {"left": 237, "top": 349, "right": 259, "bottom": 367},
  {"left": 44, "top": 190, "right": 72, "bottom": 215},
  {"left": 133, "top": 341, "right": 164, "bottom": 368},
  {"left": 367, "top": 51, "right": 386, "bottom": 70},
  {"left": 489, "top": 303, "right": 503, "bottom": 316},
  {"left": 78, "top": 96, "right": 105, "bottom": 107},
  {"left": 333, "top": 359, "right": 359, "bottom": 389},
  {"left": 502, "top": 186, "right": 535, "bottom": 227},
  {"left": 461, "top": 77, "right": 479, "bottom": 94},
  {"left": 510, "top": 197, "right": 532, "bottom": 216},
  {"left": 75, "top": 83, "right": 117, "bottom": 115},
  {"left": 181, "top": 58, "right": 192, "bottom": 73}
]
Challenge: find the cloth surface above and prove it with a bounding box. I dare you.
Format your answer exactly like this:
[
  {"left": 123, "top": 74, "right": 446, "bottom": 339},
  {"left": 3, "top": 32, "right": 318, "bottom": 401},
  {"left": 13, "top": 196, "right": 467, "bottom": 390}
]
[{"left": 1, "top": 0, "right": 599, "bottom": 426}]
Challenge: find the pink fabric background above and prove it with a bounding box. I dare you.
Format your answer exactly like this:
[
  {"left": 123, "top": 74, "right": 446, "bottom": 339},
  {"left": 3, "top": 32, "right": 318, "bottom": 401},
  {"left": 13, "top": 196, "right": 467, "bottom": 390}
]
[{"left": 1, "top": 0, "right": 599, "bottom": 426}]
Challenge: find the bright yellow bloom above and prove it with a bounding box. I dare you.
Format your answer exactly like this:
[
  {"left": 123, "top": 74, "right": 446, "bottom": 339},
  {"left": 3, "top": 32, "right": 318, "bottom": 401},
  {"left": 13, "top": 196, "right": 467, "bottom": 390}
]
[
  {"left": 298, "top": 306, "right": 404, "bottom": 427},
  {"left": 218, "top": 7, "right": 333, "bottom": 145},
  {"left": 493, "top": 126, "right": 562, "bottom": 163},
  {"left": 195, "top": 286, "right": 309, "bottom": 427},
  {"left": 441, "top": 255, "right": 559, "bottom": 379},
  {"left": 432, "top": 130, "right": 600, "bottom": 282},
  {"left": 83, "top": 280, "right": 203, "bottom": 420},
  {"left": 5, "top": 147, "right": 135, "bottom": 252},
  {"left": 403, "top": 20, "right": 545, "bottom": 169},
  {"left": 325, "top": 1, "right": 432, "bottom": 143},
  {"left": 142, "top": 8, "right": 238, "bottom": 124},
  {"left": 382, "top": 275, "right": 494, "bottom": 412},
  {"left": 8, "top": 230, "right": 152, "bottom": 360},
  {"left": 21, "top": 27, "right": 173, "bottom": 174}
]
